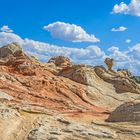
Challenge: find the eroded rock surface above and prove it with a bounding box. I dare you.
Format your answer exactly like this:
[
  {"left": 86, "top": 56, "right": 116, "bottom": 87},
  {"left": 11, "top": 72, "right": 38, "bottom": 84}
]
[
  {"left": 94, "top": 66, "right": 140, "bottom": 93},
  {"left": 107, "top": 101, "right": 140, "bottom": 122},
  {"left": 0, "top": 43, "right": 140, "bottom": 140},
  {"left": 0, "top": 104, "right": 20, "bottom": 119},
  {"left": 59, "top": 65, "right": 97, "bottom": 86},
  {"left": 104, "top": 58, "right": 114, "bottom": 71},
  {"left": 48, "top": 56, "right": 72, "bottom": 67},
  {"left": 27, "top": 116, "right": 117, "bottom": 140},
  {"left": 0, "top": 42, "right": 22, "bottom": 58}
]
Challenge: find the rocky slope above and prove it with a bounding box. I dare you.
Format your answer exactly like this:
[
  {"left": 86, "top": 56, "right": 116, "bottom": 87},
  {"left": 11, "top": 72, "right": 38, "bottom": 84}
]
[{"left": 0, "top": 43, "right": 140, "bottom": 140}]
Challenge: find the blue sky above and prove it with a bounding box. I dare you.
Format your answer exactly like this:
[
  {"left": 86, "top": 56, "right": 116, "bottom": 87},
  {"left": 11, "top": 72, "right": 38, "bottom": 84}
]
[
  {"left": 1, "top": 0, "right": 139, "bottom": 49},
  {"left": 0, "top": 0, "right": 140, "bottom": 75}
]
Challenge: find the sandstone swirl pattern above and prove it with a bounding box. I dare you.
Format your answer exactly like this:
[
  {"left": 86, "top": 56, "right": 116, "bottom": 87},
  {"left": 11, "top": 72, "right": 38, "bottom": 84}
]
[{"left": 0, "top": 43, "right": 140, "bottom": 140}]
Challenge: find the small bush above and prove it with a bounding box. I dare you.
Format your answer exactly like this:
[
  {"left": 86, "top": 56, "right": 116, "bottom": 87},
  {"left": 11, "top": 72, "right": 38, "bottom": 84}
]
[
  {"left": 131, "top": 76, "right": 140, "bottom": 84},
  {"left": 30, "top": 55, "right": 39, "bottom": 61}
]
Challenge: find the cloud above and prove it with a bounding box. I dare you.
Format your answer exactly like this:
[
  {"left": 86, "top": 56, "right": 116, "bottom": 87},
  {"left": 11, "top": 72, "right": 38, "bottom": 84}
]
[
  {"left": 23, "top": 39, "right": 105, "bottom": 65},
  {"left": 125, "top": 39, "right": 131, "bottom": 43},
  {"left": 43, "top": 21, "right": 100, "bottom": 43},
  {"left": 1, "top": 31, "right": 140, "bottom": 75},
  {"left": 111, "top": 26, "right": 127, "bottom": 32},
  {"left": 0, "top": 32, "right": 23, "bottom": 47},
  {"left": 112, "top": 0, "right": 140, "bottom": 16},
  {"left": 112, "top": 2, "right": 129, "bottom": 14},
  {"left": 108, "top": 46, "right": 129, "bottom": 61},
  {"left": 128, "top": 43, "right": 140, "bottom": 60},
  {"left": 0, "top": 32, "right": 104, "bottom": 65},
  {"left": 0, "top": 25, "right": 13, "bottom": 33},
  {"left": 107, "top": 45, "right": 140, "bottom": 75}
]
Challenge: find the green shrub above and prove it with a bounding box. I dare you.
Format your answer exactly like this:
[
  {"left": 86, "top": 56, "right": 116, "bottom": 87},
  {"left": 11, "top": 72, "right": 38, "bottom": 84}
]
[
  {"left": 131, "top": 76, "right": 140, "bottom": 84},
  {"left": 30, "top": 55, "right": 39, "bottom": 61}
]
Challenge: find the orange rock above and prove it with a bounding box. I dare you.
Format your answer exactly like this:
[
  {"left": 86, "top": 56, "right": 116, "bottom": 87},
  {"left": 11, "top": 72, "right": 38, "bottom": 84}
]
[{"left": 0, "top": 43, "right": 106, "bottom": 115}]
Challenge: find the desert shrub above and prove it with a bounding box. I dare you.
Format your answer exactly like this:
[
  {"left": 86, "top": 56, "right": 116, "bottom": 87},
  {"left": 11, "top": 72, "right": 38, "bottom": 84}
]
[
  {"left": 131, "top": 76, "right": 140, "bottom": 84},
  {"left": 30, "top": 55, "right": 39, "bottom": 61}
]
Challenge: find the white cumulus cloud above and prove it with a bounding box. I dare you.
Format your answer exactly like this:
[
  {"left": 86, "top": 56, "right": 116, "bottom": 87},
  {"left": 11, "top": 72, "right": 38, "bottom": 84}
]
[
  {"left": 1, "top": 31, "right": 140, "bottom": 75},
  {"left": 107, "top": 44, "right": 140, "bottom": 75},
  {"left": 0, "top": 32, "right": 23, "bottom": 46},
  {"left": 43, "top": 21, "right": 100, "bottom": 43},
  {"left": 111, "top": 26, "right": 127, "bottom": 32},
  {"left": 112, "top": 0, "right": 140, "bottom": 16},
  {"left": 126, "top": 39, "right": 131, "bottom": 43},
  {"left": 0, "top": 25, "right": 13, "bottom": 33},
  {"left": 0, "top": 32, "right": 104, "bottom": 65}
]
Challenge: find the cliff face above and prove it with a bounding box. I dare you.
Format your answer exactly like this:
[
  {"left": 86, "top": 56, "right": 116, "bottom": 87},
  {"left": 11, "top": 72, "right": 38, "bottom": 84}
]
[{"left": 0, "top": 43, "right": 140, "bottom": 140}]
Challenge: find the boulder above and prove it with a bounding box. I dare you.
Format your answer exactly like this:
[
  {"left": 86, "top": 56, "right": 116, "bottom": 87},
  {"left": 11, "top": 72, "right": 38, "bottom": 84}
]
[
  {"left": 0, "top": 42, "right": 22, "bottom": 58},
  {"left": 59, "top": 64, "right": 99, "bottom": 86},
  {"left": 48, "top": 56, "right": 72, "bottom": 67},
  {"left": 106, "top": 101, "right": 140, "bottom": 122}
]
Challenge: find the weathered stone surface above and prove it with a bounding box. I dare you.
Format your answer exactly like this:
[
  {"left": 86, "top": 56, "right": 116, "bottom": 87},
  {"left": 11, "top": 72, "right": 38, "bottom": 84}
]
[
  {"left": 0, "top": 44, "right": 105, "bottom": 114},
  {"left": 94, "top": 66, "right": 140, "bottom": 93},
  {"left": 107, "top": 101, "right": 140, "bottom": 122},
  {"left": 117, "top": 69, "right": 132, "bottom": 77},
  {"left": 48, "top": 56, "right": 72, "bottom": 67},
  {"left": 59, "top": 65, "right": 97, "bottom": 86},
  {"left": 0, "top": 43, "right": 140, "bottom": 140},
  {"left": 27, "top": 116, "right": 117, "bottom": 140},
  {"left": 1, "top": 103, "right": 140, "bottom": 140},
  {"left": 0, "top": 104, "right": 20, "bottom": 119},
  {"left": 60, "top": 64, "right": 140, "bottom": 94},
  {"left": 104, "top": 58, "right": 114, "bottom": 71},
  {"left": 0, "top": 91, "right": 14, "bottom": 101},
  {"left": 0, "top": 42, "right": 22, "bottom": 58},
  {"left": 43, "top": 62, "right": 62, "bottom": 75}
]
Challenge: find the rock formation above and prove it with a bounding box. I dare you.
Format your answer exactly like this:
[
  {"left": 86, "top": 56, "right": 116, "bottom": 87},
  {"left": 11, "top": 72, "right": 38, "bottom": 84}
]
[
  {"left": 59, "top": 64, "right": 97, "bottom": 86},
  {"left": 117, "top": 69, "right": 132, "bottom": 77},
  {"left": 48, "top": 56, "right": 72, "bottom": 67},
  {"left": 0, "top": 43, "right": 140, "bottom": 140},
  {"left": 60, "top": 64, "right": 140, "bottom": 94},
  {"left": 106, "top": 101, "right": 140, "bottom": 122},
  {"left": 0, "top": 42, "right": 22, "bottom": 58},
  {"left": 0, "top": 43, "right": 105, "bottom": 112},
  {"left": 94, "top": 66, "right": 140, "bottom": 93},
  {"left": 104, "top": 58, "right": 114, "bottom": 71}
]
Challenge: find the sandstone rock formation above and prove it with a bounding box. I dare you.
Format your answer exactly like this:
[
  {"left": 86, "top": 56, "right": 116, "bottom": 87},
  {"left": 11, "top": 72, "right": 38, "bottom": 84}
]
[
  {"left": 0, "top": 104, "right": 20, "bottom": 119},
  {"left": 0, "top": 43, "right": 105, "bottom": 113},
  {"left": 48, "top": 56, "right": 72, "bottom": 67},
  {"left": 59, "top": 64, "right": 97, "bottom": 86},
  {"left": 106, "top": 101, "right": 140, "bottom": 122},
  {"left": 0, "top": 42, "right": 22, "bottom": 58},
  {"left": 94, "top": 66, "right": 140, "bottom": 93},
  {"left": 104, "top": 58, "right": 114, "bottom": 71},
  {"left": 0, "top": 43, "right": 140, "bottom": 140},
  {"left": 27, "top": 115, "right": 117, "bottom": 140},
  {"left": 60, "top": 64, "right": 140, "bottom": 94},
  {"left": 117, "top": 69, "right": 132, "bottom": 77},
  {"left": 1, "top": 102, "right": 140, "bottom": 140}
]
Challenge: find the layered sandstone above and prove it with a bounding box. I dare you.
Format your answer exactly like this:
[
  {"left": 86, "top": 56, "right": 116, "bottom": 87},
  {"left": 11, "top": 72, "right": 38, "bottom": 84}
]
[
  {"left": 0, "top": 43, "right": 140, "bottom": 140},
  {"left": 107, "top": 101, "right": 140, "bottom": 122}
]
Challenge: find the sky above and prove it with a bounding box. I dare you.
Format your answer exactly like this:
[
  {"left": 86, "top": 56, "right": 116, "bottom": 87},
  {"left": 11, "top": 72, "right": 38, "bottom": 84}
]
[{"left": 0, "top": 0, "right": 140, "bottom": 75}]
